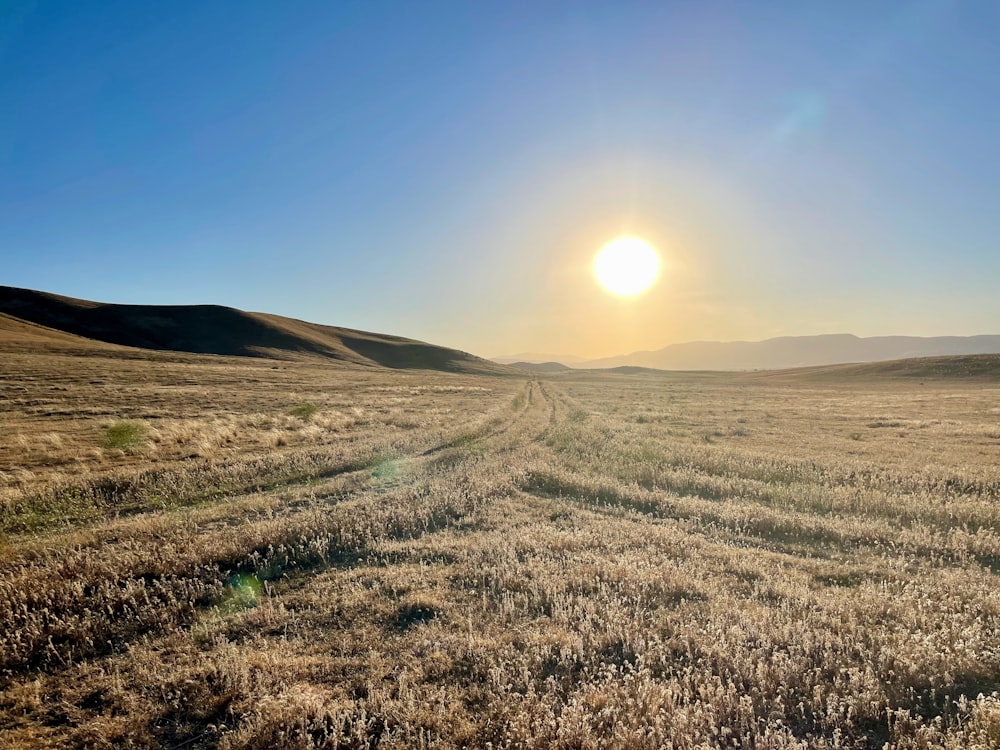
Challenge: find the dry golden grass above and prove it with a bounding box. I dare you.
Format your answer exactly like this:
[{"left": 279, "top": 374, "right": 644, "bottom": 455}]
[{"left": 2, "top": 346, "right": 1000, "bottom": 748}]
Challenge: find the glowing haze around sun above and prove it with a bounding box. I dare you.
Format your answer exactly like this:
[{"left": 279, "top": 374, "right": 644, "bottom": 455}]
[{"left": 593, "top": 237, "right": 661, "bottom": 297}]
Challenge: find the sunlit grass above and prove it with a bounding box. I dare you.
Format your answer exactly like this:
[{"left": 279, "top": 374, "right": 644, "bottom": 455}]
[
  {"left": 101, "top": 420, "right": 147, "bottom": 453},
  {"left": 2, "top": 350, "right": 999, "bottom": 748}
]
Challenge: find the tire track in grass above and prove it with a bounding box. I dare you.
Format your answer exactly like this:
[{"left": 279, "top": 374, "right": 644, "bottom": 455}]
[{"left": 0, "top": 381, "right": 554, "bottom": 677}]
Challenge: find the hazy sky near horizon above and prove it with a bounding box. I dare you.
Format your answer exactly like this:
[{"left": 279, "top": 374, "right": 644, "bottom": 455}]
[{"left": 2, "top": 1, "right": 999, "bottom": 358}]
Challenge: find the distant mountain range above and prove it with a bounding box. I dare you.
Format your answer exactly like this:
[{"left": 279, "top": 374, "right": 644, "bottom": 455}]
[
  {"left": 0, "top": 286, "right": 508, "bottom": 374},
  {"left": 6, "top": 286, "right": 998, "bottom": 375},
  {"left": 494, "top": 334, "right": 1000, "bottom": 371}
]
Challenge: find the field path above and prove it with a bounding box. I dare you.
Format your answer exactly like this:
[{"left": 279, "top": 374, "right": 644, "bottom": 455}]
[
  {"left": 0, "top": 379, "right": 555, "bottom": 676},
  {"left": 3, "top": 372, "right": 1000, "bottom": 749}
]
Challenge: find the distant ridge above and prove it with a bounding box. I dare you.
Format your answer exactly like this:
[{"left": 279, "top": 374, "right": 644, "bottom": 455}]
[
  {"left": 0, "top": 286, "right": 508, "bottom": 374},
  {"left": 509, "top": 361, "right": 572, "bottom": 373},
  {"left": 492, "top": 353, "right": 587, "bottom": 365},
  {"left": 580, "top": 333, "right": 1000, "bottom": 371},
  {"left": 752, "top": 354, "right": 1000, "bottom": 381}
]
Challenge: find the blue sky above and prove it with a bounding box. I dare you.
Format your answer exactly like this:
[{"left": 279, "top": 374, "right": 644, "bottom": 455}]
[{"left": 2, "top": 1, "right": 998, "bottom": 357}]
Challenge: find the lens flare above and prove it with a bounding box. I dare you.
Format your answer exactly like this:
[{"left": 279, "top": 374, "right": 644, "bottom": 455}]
[
  {"left": 593, "top": 237, "right": 661, "bottom": 296},
  {"left": 219, "top": 573, "right": 262, "bottom": 613}
]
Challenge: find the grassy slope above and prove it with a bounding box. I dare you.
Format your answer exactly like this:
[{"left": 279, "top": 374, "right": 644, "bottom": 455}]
[
  {"left": 0, "top": 286, "right": 508, "bottom": 374},
  {"left": 0, "top": 312, "right": 119, "bottom": 350},
  {"left": 750, "top": 353, "right": 1000, "bottom": 382}
]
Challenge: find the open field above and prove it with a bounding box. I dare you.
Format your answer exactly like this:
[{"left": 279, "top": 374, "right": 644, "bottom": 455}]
[{"left": 3, "top": 346, "right": 1000, "bottom": 748}]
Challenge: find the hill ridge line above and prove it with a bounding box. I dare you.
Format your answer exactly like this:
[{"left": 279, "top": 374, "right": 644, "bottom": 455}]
[{"left": 0, "top": 285, "right": 509, "bottom": 375}]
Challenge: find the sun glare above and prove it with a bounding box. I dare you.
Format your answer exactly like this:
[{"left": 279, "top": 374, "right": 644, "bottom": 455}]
[{"left": 593, "top": 237, "right": 661, "bottom": 296}]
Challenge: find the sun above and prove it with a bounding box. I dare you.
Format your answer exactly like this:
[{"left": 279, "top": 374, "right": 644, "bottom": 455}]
[{"left": 593, "top": 236, "right": 661, "bottom": 296}]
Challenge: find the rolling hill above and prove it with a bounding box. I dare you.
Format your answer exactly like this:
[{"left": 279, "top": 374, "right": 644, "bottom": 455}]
[
  {"left": 509, "top": 361, "right": 573, "bottom": 373},
  {"left": 579, "top": 333, "right": 1000, "bottom": 371},
  {"left": 749, "top": 353, "right": 1000, "bottom": 382},
  {"left": 491, "top": 352, "right": 589, "bottom": 365},
  {"left": 0, "top": 312, "right": 108, "bottom": 347},
  {"left": 0, "top": 286, "right": 508, "bottom": 374}
]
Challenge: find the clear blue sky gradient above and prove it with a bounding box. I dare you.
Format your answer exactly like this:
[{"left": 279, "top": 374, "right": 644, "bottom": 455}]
[{"left": 2, "top": 1, "right": 998, "bottom": 357}]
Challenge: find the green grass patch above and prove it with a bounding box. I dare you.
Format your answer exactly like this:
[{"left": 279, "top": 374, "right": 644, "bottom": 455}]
[
  {"left": 102, "top": 421, "right": 147, "bottom": 453},
  {"left": 288, "top": 403, "right": 320, "bottom": 421}
]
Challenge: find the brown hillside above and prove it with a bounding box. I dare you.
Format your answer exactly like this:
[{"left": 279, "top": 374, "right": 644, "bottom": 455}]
[
  {"left": 0, "top": 312, "right": 123, "bottom": 352},
  {"left": 748, "top": 353, "right": 1000, "bottom": 382},
  {"left": 0, "top": 286, "right": 508, "bottom": 374}
]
